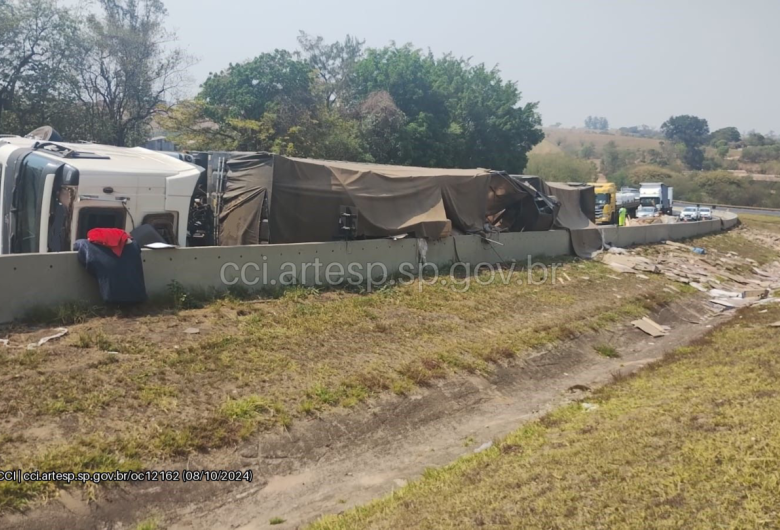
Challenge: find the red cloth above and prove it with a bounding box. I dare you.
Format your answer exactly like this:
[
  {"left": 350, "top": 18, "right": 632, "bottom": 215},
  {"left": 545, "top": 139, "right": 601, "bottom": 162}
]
[{"left": 87, "top": 228, "right": 130, "bottom": 257}]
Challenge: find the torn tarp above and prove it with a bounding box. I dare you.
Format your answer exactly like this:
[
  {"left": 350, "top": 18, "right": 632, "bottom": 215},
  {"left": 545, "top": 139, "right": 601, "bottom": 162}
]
[
  {"left": 542, "top": 181, "right": 603, "bottom": 259},
  {"left": 487, "top": 175, "right": 558, "bottom": 232}
]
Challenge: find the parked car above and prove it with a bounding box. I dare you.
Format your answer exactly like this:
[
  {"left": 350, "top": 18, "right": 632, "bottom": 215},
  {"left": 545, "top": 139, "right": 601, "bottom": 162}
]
[
  {"left": 636, "top": 206, "right": 658, "bottom": 219},
  {"left": 699, "top": 207, "right": 713, "bottom": 220},
  {"left": 679, "top": 206, "right": 701, "bottom": 222}
]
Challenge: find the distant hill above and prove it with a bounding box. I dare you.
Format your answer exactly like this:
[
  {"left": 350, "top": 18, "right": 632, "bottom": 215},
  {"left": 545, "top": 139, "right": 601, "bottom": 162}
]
[{"left": 543, "top": 128, "right": 664, "bottom": 151}]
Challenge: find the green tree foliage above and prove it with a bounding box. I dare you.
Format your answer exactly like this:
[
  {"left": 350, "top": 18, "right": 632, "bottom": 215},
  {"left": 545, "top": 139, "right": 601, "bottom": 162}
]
[
  {"left": 296, "top": 31, "right": 364, "bottom": 109},
  {"left": 709, "top": 126, "right": 741, "bottom": 145},
  {"left": 579, "top": 142, "right": 596, "bottom": 159},
  {"left": 0, "top": 0, "right": 80, "bottom": 132},
  {"left": 601, "top": 141, "right": 637, "bottom": 176},
  {"left": 1, "top": 0, "right": 189, "bottom": 145},
  {"left": 584, "top": 116, "right": 608, "bottom": 131},
  {"left": 661, "top": 115, "right": 709, "bottom": 169},
  {"left": 524, "top": 153, "right": 597, "bottom": 183},
  {"left": 743, "top": 132, "right": 775, "bottom": 147},
  {"left": 197, "top": 50, "right": 317, "bottom": 152},
  {"left": 741, "top": 145, "right": 780, "bottom": 163},
  {"left": 348, "top": 46, "right": 543, "bottom": 170},
  {"left": 169, "top": 40, "right": 543, "bottom": 172},
  {"left": 74, "top": 0, "right": 191, "bottom": 146}
]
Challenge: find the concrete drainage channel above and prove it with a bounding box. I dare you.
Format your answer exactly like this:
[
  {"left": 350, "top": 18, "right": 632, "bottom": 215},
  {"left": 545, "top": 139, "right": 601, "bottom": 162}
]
[{"left": 0, "top": 297, "right": 731, "bottom": 530}]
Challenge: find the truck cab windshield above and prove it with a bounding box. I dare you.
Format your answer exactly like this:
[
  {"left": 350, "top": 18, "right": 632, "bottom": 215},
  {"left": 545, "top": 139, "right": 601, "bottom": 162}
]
[
  {"left": 12, "top": 154, "right": 50, "bottom": 253},
  {"left": 596, "top": 193, "right": 610, "bottom": 205}
]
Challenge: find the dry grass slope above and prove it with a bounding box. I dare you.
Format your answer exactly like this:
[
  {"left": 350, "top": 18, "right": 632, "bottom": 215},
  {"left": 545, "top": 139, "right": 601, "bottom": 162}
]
[
  {"left": 0, "top": 257, "right": 684, "bottom": 510},
  {"left": 543, "top": 128, "right": 663, "bottom": 152},
  {"left": 310, "top": 303, "right": 780, "bottom": 530}
]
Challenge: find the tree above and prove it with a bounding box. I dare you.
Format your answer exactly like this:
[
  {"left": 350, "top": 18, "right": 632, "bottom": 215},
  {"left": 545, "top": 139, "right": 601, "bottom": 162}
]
[
  {"left": 167, "top": 37, "right": 543, "bottom": 171},
  {"left": 296, "top": 31, "right": 364, "bottom": 109},
  {"left": 579, "top": 142, "right": 596, "bottom": 159},
  {"left": 584, "top": 116, "right": 608, "bottom": 131},
  {"left": 627, "top": 165, "right": 679, "bottom": 185},
  {"left": 661, "top": 115, "right": 709, "bottom": 169},
  {"left": 71, "top": 0, "right": 191, "bottom": 146},
  {"left": 743, "top": 131, "right": 775, "bottom": 147},
  {"left": 525, "top": 153, "right": 597, "bottom": 183},
  {"left": 349, "top": 45, "right": 543, "bottom": 171},
  {"left": 601, "top": 141, "right": 636, "bottom": 176},
  {"left": 171, "top": 50, "right": 315, "bottom": 152},
  {"left": 358, "top": 90, "right": 405, "bottom": 163},
  {"left": 0, "top": 0, "right": 79, "bottom": 131},
  {"left": 709, "top": 126, "right": 740, "bottom": 145}
]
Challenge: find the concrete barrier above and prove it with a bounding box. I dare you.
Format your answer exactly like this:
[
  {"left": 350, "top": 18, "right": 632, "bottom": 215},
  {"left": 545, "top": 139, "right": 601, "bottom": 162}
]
[{"left": 0, "top": 219, "right": 732, "bottom": 324}]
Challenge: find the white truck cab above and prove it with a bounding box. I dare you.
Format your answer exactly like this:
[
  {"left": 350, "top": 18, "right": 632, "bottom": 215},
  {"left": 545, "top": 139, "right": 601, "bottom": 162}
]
[{"left": 0, "top": 137, "right": 201, "bottom": 255}]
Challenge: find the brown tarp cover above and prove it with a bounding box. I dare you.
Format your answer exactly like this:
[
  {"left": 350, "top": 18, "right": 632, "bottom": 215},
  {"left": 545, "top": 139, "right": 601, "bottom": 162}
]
[
  {"left": 218, "top": 153, "right": 273, "bottom": 246},
  {"left": 269, "top": 156, "right": 493, "bottom": 244},
  {"left": 542, "top": 182, "right": 603, "bottom": 258}
]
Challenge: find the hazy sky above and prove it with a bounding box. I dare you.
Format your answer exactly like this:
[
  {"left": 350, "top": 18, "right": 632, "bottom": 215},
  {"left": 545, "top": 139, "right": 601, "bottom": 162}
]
[{"left": 162, "top": 0, "right": 779, "bottom": 133}]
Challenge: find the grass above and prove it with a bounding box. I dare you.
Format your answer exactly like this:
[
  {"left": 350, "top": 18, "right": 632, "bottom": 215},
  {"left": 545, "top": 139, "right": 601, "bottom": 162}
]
[
  {"left": 133, "top": 516, "right": 160, "bottom": 530},
  {"left": 542, "top": 127, "right": 663, "bottom": 153},
  {"left": 593, "top": 344, "right": 620, "bottom": 358},
  {"left": 309, "top": 304, "right": 780, "bottom": 530},
  {"left": 0, "top": 229, "right": 763, "bottom": 512},
  {"left": 740, "top": 213, "right": 780, "bottom": 235},
  {"left": 270, "top": 517, "right": 286, "bottom": 525}
]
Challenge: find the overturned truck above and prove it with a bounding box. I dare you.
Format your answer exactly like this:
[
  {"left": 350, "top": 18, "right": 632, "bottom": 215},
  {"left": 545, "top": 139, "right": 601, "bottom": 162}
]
[{"left": 0, "top": 133, "right": 596, "bottom": 256}]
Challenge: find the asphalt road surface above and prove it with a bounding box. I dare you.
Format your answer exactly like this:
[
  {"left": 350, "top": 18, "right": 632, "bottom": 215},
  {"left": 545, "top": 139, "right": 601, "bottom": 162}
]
[{"left": 675, "top": 201, "right": 780, "bottom": 218}]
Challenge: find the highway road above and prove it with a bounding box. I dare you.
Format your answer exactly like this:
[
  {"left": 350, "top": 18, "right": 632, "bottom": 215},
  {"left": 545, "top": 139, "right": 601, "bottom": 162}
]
[{"left": 675, "top": 201, "right": 780, "bottom": 218}]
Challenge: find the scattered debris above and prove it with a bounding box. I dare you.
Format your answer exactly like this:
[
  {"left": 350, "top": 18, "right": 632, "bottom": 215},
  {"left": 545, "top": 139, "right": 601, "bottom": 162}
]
[
  {"left": 581, "top": 403, "right": 599, "bottom": 412},
  {"left": 753, "top": 267, "right": 773, "bottom": 278},
  {"left": 742, "top": 288, "right": 769, "bottom": 299},
  {"left": 709, "top": 299, "right": 743, "bottom": 309},
  {"left": 600, "top": 238, "right": 780, "bottom": 316},
  {"left": 769, "top": 322, "right": 780, "bottom": 328},
  {"left": 568, "top": 384, "right": 592, "bottom": 393},
  {"left": 27, "top": 327, "right": 68, "bottom": 349},
  {"left": 601, "top": 254, "right": 658, "bottom": 274},
  {"left": 709, "top": 289, "right": 741, "bottom": 299},
  {"left": 473, "top": 441, "right": 493, "bottom": 454},
  {"left": 0, "top": 339, "right": 8, "bottom": 347},
  {"left": 184, "top": 327, "right": 201, "bottom": 335},
  {"left": 632, "top": 317, "right": 669, "bottom": 337}
]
